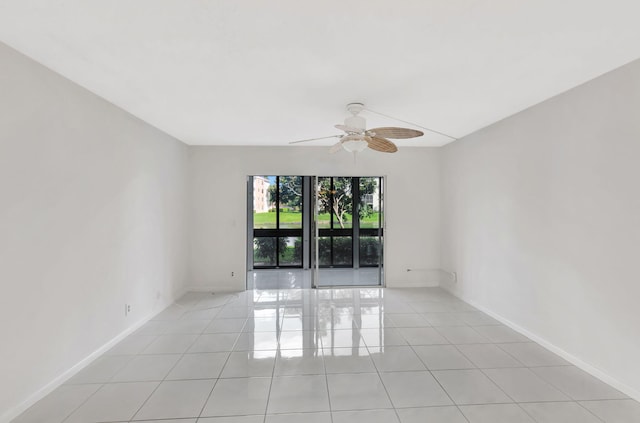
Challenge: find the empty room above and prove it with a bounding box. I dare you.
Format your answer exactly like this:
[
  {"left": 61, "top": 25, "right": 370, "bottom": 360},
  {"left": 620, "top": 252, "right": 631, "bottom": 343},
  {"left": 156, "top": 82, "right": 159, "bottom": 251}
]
[{"left": 1, "top": 1, "right": 640, "bottom": 422}]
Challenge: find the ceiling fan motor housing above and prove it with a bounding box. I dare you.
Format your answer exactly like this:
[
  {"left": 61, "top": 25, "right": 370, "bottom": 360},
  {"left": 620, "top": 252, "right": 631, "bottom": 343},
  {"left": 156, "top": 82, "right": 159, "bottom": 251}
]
[
  {"left": 344, "top": 115, "right": 366, "bottom": 132},
  {"left": 343, "top": 102, "right": 366, "bottom": 132}
]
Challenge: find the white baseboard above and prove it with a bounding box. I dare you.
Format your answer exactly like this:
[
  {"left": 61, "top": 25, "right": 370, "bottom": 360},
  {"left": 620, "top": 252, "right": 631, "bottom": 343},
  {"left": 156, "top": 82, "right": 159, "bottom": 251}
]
[
  {"left": 445, "top": 289, "right": 640, "bottom": 402},
  {"left": 1, "top": 291, "right": 183, "bottom": 423}
]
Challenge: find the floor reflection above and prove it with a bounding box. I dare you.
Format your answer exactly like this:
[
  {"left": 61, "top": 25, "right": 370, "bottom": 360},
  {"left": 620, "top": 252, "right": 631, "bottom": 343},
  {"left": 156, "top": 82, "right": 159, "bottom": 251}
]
[
  {"left": 19, "top": 285, "right": 633, "bottom": 423},
  {"left": 238, "top": 286, "right": 388, "bottom": 353},
  {"left": 247, "top": 268, "right": 382, "bottom": 289}
]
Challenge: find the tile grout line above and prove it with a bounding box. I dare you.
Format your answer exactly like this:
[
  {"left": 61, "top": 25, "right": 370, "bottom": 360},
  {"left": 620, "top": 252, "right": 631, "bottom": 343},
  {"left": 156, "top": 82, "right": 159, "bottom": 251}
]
[
  {"left": 194, "top": 359, "right": 230, "bottom": 420},
  {"left": 422, "top": 315, "right": 538, "bottom": 420},
  {"left": 57, "top": 383, "right": 106, "bottom": 423},
  {"left": 260, "top": 304, "right": 283, "bottom": 423},
  {"left": 388, "top": 300, "right": 472, "bottom": 420},
  {"left": 131, "top": 293, "right": 232, "bottom": 422},
  {"left": 474, "top": 364, "right": 545, "bottom": 420},
  {"left": 395, "top": 324, "right": 472, "bottom": 423},
  {"left": 62, "top": 299, "right": 204, "bottom": 423},
  {"left": 64, "top": 293, "right": 226, "bottom": 423},
  {"left": 319, "top": 338, "right": 335, "bottom": 423},
  {"left": 361, "top": 332, "right": 407, "bottom": 423},
  {"left": 574, "top": 400, "right": 615, "bottom": 423},
  {"left": 59, "top": 348, "right": 136, "bottom": 419},
  {"left": 193, "top": 293, "right": 240, "bottom": 421}
]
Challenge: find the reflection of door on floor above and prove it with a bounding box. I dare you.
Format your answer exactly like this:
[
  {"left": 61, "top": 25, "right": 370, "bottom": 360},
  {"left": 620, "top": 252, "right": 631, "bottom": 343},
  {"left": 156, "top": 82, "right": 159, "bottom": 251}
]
[{"left": 247, "top": 176, "right": 384, "bottom": 288}]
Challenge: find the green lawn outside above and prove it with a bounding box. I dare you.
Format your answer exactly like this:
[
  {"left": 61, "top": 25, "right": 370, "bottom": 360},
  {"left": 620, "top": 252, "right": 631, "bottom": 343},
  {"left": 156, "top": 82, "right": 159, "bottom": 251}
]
[
  {"left": 253, "top": 211, "right": 298, "bottom": 228},
  {"left": 253, "top": 211, "right": 380, "bottom": 229}
]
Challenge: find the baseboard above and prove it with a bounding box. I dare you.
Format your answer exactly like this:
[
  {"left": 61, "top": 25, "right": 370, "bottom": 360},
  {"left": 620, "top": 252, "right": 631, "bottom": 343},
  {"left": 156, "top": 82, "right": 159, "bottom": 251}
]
[
  {"left": 1, "top": 291, "right": 183, "bottom": 423},
  {"left": 444, "top": 289, "right": 640, "bottom": 402}
]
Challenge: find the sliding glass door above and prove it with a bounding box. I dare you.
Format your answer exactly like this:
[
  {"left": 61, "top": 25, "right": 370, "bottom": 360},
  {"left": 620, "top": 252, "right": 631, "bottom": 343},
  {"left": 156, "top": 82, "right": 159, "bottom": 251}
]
[
  {"left": 317, "top": 177, "right": 353, "bottom": 267},
  {"left": 314, "top": 176, "right": 384, "bottom": 287},
  {"left": 248, "top": 175, "right": 384, "bottom": 287},
  {"left": 358, "top": 177, "right": 384, "bottom": 268}
]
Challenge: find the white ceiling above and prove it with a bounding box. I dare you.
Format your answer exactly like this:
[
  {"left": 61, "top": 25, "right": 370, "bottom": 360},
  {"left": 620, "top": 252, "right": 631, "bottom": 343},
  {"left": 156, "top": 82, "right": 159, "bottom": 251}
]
[{"left": 1, "top": 1, "right": 639, "bottom": 147}]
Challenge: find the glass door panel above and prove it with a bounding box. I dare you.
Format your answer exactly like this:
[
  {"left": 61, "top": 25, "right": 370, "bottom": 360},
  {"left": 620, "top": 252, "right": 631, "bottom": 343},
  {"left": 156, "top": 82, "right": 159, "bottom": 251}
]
[
  {"left": 316, "top": 177, "right": 332, "bottom": 229},
  {"left": 279, "top": 236, "right": 302, "bottom": 266},
  {"left": 278, "top": 176, "right": 303, "bottom": 229},
  {"left": 359, "top": 236, "right": 381, "bottom": 266},
  {"left": 358, "top": 177, "right": 383, "bottom": 269},
  {"left": 330, "top": 177, "right": 353, "bottom": 229},
  {"left": 314, "top": 176, "right": 384, "bottom": 287},
  {"left": 253, "top": 237, "right": 277, "bottom": 267},
  {"left": 318, "top": 236, "right": 331, "bottom": 266},
  {"left": 332, "top": 237, "right": 353, "bottom": 266},
  {"left": 358, "top": 177, "right": 380, "bottom": 229},
  {"left": 253, "top": 176, "right": 276, "bottom": 229},
  {"left": 251, "top": 175, "right": 304, "bottom": 269}
]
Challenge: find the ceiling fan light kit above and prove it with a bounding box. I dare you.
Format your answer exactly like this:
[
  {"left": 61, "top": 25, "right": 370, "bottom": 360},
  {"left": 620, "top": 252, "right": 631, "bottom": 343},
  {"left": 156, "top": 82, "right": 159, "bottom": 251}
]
[
  {"left": 341, "top": 136, "right": 369, "bottom": 153},
  {"left": 289, "top": 102, "right": 430, "bottom": 154}
]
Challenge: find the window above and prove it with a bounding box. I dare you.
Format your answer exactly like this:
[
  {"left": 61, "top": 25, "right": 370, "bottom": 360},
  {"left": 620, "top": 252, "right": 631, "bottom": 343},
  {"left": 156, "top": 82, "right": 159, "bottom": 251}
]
[{"left": 252, "top": 176, "right": 303, "bottom": 268}]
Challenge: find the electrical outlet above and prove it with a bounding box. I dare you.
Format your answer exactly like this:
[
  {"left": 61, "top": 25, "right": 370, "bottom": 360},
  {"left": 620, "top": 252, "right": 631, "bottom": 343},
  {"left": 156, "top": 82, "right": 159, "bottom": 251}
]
[
  {"left": 231, "top": 271, "right": 235, "bottom": 277},
  {"left": 125, "top": 304, "right": 131, "bottom": 316}
]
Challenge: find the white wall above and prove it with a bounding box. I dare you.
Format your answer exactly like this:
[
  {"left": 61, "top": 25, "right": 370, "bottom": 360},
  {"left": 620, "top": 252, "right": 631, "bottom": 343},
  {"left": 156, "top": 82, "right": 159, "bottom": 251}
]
[
  {"left": 188, "top": 146, "right": 441, "bottom": 291},
  {"left": 441, "top": 59, "right": 640, "bottom": 398},
  {"left": 0, "top": 43, "right": 189, "bottom": 420}
]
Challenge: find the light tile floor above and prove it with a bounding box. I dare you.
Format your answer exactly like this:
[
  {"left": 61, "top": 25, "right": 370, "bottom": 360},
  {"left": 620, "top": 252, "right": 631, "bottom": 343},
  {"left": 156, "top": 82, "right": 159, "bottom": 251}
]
[
  {"left": 12, "top": 287, "right": 640, "bottom": 423},
  {"left": 247, "top": 269, "right": 382, "bottom": 290}
]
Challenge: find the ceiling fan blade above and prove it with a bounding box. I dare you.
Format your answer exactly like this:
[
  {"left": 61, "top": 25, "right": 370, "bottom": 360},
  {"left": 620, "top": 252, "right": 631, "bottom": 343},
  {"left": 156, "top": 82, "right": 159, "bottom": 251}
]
[
  {"left": 335, "top": 124, "right": 363, "bottom": 133},
  {"left": 368, "top": 127, "right": 424, "bottom": 139},
  {"left": 329, "top": 141, "right": 344, "bottom": 154},
  {"left": 368, "top": 136, "right": 398, "bottom": 153},
  {"left": 289, "top": 135, "right": 340, "bottom": 145}
]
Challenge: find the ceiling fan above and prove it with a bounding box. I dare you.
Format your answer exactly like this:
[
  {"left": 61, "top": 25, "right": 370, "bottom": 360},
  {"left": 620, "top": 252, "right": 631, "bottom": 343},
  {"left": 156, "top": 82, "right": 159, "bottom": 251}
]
[{"left": 289, "top": 103, "right": 424, "bottom": 154}]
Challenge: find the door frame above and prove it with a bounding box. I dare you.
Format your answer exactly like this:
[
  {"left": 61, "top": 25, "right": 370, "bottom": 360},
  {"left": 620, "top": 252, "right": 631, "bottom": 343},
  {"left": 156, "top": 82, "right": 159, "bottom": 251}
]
[
  {"left": 312, "top": 175, "right": 386, "bottom": 288},
  {"left": 247, "top": 175, "right": 386, "bottom": 288}
]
